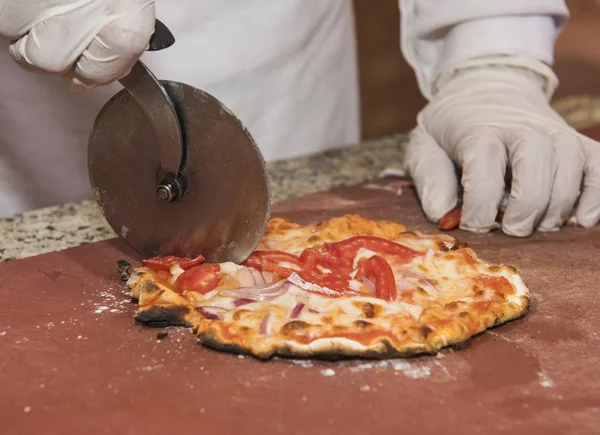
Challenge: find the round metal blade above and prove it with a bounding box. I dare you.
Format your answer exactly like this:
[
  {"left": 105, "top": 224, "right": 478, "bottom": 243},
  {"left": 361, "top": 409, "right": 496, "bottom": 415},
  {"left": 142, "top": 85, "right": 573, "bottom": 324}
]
[{"left": 88, "top": 81, "right": 271, "bottom": 263}]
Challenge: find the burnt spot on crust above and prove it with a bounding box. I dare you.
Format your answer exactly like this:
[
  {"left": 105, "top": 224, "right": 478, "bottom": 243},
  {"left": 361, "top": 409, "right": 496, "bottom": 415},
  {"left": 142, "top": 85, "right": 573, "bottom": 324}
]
[
  {"left": 141, "top": 280, "right": 161, "bottom": 294},
  {"left": 437, "top": 241, "right": 451, "bottom": 252},
  {"left": 444, "top": 301, "right": 459, "bottom": 311},
  {"left": 308, "top": 235, "right": 322, "bottom": 243},
  {"left": 451, "top": 339, "right": 472, "bottom": 350},
  {"left": 419, "top": 325, "right": 434, "bottom": 340},
  {"left": 281, "top": 320, "right": 310, "bottom": 333},
  {"left": 135, "top": 306, "right": 190, "bottom": 328},
  {"left": 474, "top": 290, "right": 485, "bottom": 298},
  {"left": 198, "top": 331, "right": 256, "bottom": 359},
  {"left": 353, "top": 320, "right": 372, "bottom": 329},
  {"left": 492, "top": 315, "right": 505, "bottom": 327},
  {"left": 458, "top": 311, "right": 471, "bottom": 318},
  {"left": 117, "top": 260, "right": 133, "bottom": 282},
  {"left": 362, "top": 302, "right": 375, "bottom": 318},
  {"left": 449, "top": 240, "right": 469, "bottom": 250}
]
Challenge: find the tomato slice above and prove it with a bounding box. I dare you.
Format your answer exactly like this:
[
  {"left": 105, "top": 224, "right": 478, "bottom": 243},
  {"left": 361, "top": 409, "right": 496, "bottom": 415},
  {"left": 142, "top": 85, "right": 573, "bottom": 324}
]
[
  {"left": 330, "top": 236, "right": 417, "bottom": 265},
  {"left": 142, "top": 254, "right": 206, "bottom": 272},
  {"left": 300, "top": 246, "right": 346, "bottom": 272},
  {"left": 152, "top": 270, "right": 173, "bottom": 288},
  {"left": 355, "top": 255, "right": 397, "bottom": 301},
  {"left": 244, "top": 250, "right": 304, "bottom": 269},
  {"left": 314, "top": 273, "right": 351, "bottom": 293},
  {"left": 244, "top": 250, "right": 309, "bottom": 280},
  {"left": 175, "top": 263, "right": 221, "bottom": 294}
]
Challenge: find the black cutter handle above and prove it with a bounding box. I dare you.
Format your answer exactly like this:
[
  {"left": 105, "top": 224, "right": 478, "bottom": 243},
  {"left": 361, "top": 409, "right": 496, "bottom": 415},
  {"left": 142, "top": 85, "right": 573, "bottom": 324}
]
[{"left": 148, "top": 19, "right": 175, "bottom": 51}]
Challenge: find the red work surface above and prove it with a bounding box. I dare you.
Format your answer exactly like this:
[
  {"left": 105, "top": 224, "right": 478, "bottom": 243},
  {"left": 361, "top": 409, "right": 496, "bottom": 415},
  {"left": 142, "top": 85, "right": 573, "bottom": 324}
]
[{"left": 2, "top": 182, "right": 600, "bottom": 435}]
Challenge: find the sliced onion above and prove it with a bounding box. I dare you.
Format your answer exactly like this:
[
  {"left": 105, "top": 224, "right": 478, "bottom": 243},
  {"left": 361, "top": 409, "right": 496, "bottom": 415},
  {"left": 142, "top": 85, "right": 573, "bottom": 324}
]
[
  {"left": 262, "top": 271, "right": 275, "bottom": 282},
  {"left": 290, "top": 302, "right": 305, "bottom": 319},
  {"left": 249, "top": 268, "right": 266, "bottom": 286},
  {"left": 260, "top": 314, "right": 271, "bottom": 334},
  {"left": 233, "top": 298, "right": 255, "bottom": 307},
  {"left": 234, "top": 267, "right": 256, "bottom": 287},
  {"left": 195, "top": 306, "right": 224, "bottom": 320},
  {"left": 222, "top": 280, "right": 289, "bottom": 302},
  {"left": 398, "top": 270, "right": 439, "bottom": 295}
]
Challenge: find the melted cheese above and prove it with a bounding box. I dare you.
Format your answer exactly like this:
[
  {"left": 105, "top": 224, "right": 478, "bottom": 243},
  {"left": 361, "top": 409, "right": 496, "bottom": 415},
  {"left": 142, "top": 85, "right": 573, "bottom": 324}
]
[{"left": 131, "top": 214, "right": 530, "bottom": 358}]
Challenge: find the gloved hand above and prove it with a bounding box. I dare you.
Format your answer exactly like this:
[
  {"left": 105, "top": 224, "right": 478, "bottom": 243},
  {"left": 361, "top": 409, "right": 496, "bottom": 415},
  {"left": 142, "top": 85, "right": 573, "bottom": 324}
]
[
  {"left": 0, "top": 0, "right": 156, "bottom": 90},
  {"left": 405, "top": 57, "right": 600, "bottom": 237}
]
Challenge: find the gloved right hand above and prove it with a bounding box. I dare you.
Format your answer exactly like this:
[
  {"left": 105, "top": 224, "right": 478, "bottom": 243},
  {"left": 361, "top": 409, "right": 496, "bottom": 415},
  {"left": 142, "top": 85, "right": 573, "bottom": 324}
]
[{"left": 0, "top": 0, "right": 156, "bottom": 90}]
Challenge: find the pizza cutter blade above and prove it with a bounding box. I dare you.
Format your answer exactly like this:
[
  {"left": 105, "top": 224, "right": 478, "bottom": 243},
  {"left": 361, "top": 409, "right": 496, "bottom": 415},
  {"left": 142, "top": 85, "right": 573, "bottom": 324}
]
[{"left": 88, "top": 20, "right": 271, "bottom": 263}]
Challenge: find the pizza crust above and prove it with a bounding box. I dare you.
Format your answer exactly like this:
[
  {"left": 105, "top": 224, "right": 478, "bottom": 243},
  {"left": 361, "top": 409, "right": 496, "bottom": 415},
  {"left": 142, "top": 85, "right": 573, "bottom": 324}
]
[{"left": 122, "top": 214, "right": 531, "bottom": 360}]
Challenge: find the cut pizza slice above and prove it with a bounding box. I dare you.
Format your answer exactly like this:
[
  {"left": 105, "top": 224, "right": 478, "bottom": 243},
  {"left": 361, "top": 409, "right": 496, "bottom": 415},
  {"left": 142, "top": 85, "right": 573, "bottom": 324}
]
[{"left": 120, "top": 214, "right": 529, "bottom": 359}]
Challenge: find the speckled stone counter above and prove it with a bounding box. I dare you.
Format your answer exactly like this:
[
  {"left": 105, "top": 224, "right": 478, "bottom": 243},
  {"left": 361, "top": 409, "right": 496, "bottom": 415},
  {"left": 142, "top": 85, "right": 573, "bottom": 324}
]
[
  {"left": 2, "top": 95, "right": 600, "bottom": 262},
  {"left": 0, "top": 135, "right": 408, "bottom": 261}
]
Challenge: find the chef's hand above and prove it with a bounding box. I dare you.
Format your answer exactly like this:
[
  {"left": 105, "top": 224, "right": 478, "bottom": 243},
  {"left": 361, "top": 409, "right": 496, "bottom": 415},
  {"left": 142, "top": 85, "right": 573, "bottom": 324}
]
[
  {"left": 406, "top": 57, "right": 600, "bottom": 237},
  {"left": 0, "top": 0, "right": 155, "bottom": 90}
]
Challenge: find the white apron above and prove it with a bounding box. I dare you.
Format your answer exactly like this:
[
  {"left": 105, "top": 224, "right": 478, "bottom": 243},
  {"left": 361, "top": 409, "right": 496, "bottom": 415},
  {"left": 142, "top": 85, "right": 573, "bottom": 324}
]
[{"left": 0, "top": 0, "right": 360, "bottom": 216}]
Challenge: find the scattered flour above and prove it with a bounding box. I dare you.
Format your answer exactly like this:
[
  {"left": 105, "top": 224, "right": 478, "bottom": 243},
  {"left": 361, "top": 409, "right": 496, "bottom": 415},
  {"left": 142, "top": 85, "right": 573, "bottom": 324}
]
[
  {"left": 538, "top": 371, "right": 554, "bottom": 388},
  {"left": 138, "top": 364, "right": 164, "bottom": 372},
  {"left": 320, "top": 368, "right": 336, "bottom": 377},
  {"left": 23, "top": 406, "right": 31, "bottom": 413},
  {"left": 91, "top": 287, "right": 131, "bottom": 315},
  {"left": 390, "top": 361, "right": 431, "bottom": 379},
  {"left": 360, "top": 385, "right": 371, "bottom": 392},
  {"left": 0, "top": 331, "right": 6, "bottom": 336},
  {"left": 348, "top": 360, "right": 431, "bottom": 379},
  {"left": 287, "top": 359, "right": 314, "bottom": 368}
]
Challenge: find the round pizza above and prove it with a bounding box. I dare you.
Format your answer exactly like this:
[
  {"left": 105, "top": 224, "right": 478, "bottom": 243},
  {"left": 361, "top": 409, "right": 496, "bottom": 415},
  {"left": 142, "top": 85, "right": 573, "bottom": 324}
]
[{"left": 119, "top": 214, "right": 529, "bottom": 359}]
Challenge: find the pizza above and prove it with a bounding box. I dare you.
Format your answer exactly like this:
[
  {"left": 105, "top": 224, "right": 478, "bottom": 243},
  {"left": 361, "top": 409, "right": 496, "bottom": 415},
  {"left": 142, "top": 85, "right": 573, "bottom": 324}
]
[{"left": 119, "top": 214, "right": 529, "bottom": 359}]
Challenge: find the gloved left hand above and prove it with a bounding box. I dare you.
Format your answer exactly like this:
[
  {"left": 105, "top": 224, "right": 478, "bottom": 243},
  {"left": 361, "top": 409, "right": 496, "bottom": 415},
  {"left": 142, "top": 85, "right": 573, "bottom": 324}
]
[
  {"left": 0, "top": 0, "right": 156, "bottom": 90},
  {"left": 405, "top": 57, "right": 600, "bottom": 237}
]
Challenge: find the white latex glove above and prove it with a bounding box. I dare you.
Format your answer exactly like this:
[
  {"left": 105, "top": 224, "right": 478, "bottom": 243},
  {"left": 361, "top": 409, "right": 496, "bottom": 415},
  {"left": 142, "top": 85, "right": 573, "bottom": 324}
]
[
  {"left": 406, "top": 57, "right": 600, "bottom": 237},
  {"left": 0, "top": 0, "right": 156, "bottom": 90}
]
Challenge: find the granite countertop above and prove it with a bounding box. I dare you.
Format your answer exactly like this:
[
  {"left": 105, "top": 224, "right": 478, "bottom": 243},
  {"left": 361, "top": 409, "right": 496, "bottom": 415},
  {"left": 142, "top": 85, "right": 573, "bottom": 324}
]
[
  {"left": 0, "top": 135, "right": 409, "bottom": 261},
  {"left": 2, "top": 95, "right": 600, "bottom": 262}
]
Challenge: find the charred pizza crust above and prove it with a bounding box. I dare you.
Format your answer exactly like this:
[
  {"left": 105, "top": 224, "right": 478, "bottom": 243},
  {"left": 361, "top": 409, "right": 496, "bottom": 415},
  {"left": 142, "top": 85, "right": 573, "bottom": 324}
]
[{"left": 121, "top": 214, "right": 530, "bottom": 360}]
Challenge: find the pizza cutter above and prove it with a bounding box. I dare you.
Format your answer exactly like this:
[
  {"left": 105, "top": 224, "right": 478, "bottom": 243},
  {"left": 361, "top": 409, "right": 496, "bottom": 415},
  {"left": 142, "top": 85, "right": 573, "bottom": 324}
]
[{"left": 88, "top": 20, "right": 271, "bottom": 263}]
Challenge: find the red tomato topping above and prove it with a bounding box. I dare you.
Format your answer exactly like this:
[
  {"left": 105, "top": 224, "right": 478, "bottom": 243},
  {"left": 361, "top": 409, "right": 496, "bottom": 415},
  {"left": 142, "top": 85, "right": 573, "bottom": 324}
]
[
  {"left": 142, "top": 254, "right": 206, "bottom": 272},
  {"left": 244, "top": 250, "right": 310, "bottom": 281},
  {"left": 244, "top": 250, "right": 304, "bottom": 270},
  {"left": 152, "top": 270, "right": 173, "bottom": 288},
  {"left": 301, "top": 246, "right": 346, "bottom": 272},
  {"left": 175, "top": 263, "right": 221, "bottom": 294},
  {"left": 313, "top": 273, "right": 351, "bottom": 293},
  {"left": 355, "top": 255, "right": 397, "bottom": 301},
  {"left": 329, "top": 236, "right": 418, "bottom": 265},
  {"left": 241, "top": 236, "right": 411, "bottom": 301}
]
